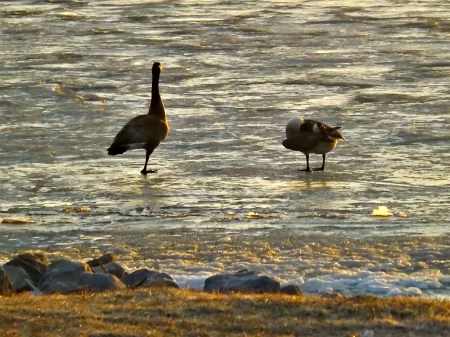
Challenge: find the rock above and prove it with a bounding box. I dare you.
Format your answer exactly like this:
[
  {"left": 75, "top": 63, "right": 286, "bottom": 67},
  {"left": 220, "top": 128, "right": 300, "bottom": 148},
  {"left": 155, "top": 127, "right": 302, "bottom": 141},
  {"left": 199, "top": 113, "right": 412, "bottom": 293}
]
[
  {"left": 2, "top": 265, "right": 36, "bottom": 293},
  {"left": 38, "top": 258, "right": 90, "bottom": 291},
  {"left": 77, "top": 273, "right": 126, "bottom": 292},
  {"left": 203, "top": 270, "right": 280, "bottom": 294},
  {"left": 0, "top": 268, "right": 12, "bottom": 296},
  {"left": 281, "top": 284, "right": 302, "bottom": 295},
  {"left": 3, "top": 252, "right": 48, "bottom": 285},
  {"left": 121, "top": 268, "right": 176, "bottom": 289},
  {"left": 46, "top": 258, "right": 90, "bottom": 275},
  {"left": 86, "top": 253, "right": 116, "bottom": 268},
  {"left": 41, "top": 281, "right": 85, "bottom": 295},
  {"left": 92, "top": 261, "right": 125, "bottom": 279},
  {"left": 138, "top": 277, "right": 179, "bottom": 289}
]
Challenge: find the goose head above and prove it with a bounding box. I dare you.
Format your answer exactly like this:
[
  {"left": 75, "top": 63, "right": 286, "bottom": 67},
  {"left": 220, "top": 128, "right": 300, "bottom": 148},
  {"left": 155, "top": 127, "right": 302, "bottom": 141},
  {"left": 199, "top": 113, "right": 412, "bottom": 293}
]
[
  {"left": 152, "top": 62, "right": 162, "bottom": 74},
  {"left": 312, "top": 122, "right": 346, "bottom": 141}
]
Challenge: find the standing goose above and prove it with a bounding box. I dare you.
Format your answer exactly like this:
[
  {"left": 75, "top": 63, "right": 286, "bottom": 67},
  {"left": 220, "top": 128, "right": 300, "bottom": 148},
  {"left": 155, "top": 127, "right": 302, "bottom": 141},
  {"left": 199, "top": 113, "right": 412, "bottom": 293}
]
[
  {"left": 107, "top": 62, "right": 169, "bottom": 175},
  {"left": 282, "top": 117, "right": 345, "bottom": 172}
]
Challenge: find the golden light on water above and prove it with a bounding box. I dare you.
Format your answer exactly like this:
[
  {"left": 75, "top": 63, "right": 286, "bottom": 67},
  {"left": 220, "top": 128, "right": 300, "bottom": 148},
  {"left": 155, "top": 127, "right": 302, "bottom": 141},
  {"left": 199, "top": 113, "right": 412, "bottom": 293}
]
[
  {"left": 371, "top": 206, "right": 393, "bottom": 217},
  {"left": 1, "top": 217, "right": 35, "bottom": 224},
  {"left": 247, "top": 211, "right": 273, "bottom": 219},
  {"left": 61, "top": 206, "right": 92, "bottom": 213},
  {"left": 371, "top": 206, "right": 408, "bottom": 218}
]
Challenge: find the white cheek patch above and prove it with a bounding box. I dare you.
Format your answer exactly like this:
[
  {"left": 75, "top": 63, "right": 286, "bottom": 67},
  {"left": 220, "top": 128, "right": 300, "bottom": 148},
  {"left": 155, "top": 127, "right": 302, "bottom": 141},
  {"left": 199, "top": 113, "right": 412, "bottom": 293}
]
[{"left": 313, "top": 123, "right": 321, "bottom": 134}]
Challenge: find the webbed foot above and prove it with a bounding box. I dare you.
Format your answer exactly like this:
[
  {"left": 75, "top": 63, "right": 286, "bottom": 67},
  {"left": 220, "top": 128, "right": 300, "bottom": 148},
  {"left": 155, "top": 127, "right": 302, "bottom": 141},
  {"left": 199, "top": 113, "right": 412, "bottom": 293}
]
[{"left": 140, "top": 169, "right": 158, "bottom": 175}]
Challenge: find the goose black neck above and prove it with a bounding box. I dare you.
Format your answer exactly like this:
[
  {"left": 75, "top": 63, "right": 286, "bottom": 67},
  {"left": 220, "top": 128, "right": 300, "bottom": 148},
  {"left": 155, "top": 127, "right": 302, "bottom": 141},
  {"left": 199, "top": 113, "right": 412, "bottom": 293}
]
[{"left": 149, "top": 71, "right": 161, "bottom": 112}]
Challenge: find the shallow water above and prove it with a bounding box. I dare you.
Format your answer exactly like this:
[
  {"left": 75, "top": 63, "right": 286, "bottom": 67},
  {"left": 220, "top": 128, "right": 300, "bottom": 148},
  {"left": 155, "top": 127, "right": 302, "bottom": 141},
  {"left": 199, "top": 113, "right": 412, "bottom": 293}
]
[{"left": 0, "top": 0, "right": 449, "bottom": 297}]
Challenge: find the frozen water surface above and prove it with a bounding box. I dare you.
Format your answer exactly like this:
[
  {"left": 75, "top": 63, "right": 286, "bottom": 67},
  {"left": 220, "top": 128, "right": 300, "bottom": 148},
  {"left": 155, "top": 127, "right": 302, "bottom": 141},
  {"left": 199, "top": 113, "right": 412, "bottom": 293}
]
[{"left": 0, "top": 0, "right": 449, "bottom": 297}]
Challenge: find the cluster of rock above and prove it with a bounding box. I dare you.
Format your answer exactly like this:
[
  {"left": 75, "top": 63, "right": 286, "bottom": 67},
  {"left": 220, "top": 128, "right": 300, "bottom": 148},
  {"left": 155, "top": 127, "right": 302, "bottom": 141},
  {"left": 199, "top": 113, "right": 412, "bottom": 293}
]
[{"left": 0, "top": 252, "right": 301, "bottom": 296}]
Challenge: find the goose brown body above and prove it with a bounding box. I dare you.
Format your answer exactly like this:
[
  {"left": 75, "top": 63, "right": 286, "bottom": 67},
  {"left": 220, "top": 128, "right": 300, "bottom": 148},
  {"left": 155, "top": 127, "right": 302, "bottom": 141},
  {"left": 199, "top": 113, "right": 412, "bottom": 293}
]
[
  {"left": 282, "top": 117, "right": 344, "bottom": 172},
  {"left": 107, "top": 62, "right": 168, "bottom": 175}
]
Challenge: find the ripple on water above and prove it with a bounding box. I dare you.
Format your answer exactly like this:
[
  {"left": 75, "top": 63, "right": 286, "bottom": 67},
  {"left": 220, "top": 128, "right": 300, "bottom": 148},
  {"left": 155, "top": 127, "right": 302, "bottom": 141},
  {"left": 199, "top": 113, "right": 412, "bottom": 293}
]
[{"left": 0, "top": 0, "right": 449, "bottom": 297}]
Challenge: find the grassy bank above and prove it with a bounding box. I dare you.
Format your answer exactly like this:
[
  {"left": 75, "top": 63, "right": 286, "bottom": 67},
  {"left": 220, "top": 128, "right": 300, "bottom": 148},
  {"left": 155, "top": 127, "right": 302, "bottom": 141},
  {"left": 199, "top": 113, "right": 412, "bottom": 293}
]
[{"left": 1, "top": 289, "right": 449, "bottom": 336}]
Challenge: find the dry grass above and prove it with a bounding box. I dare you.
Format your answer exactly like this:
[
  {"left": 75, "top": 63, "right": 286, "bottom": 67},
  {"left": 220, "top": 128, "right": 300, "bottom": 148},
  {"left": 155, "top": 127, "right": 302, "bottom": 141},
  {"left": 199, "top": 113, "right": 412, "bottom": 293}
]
[{"left": 1, "top": 289, "right": 450, "bottom": 337}]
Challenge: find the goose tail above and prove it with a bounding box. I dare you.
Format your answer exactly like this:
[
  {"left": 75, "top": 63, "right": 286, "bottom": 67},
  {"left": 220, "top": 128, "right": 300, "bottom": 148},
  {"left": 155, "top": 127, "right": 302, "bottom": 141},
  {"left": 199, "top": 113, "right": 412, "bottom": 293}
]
[{"left": 107, "top": 144, "right": 129, "bottom": 155}]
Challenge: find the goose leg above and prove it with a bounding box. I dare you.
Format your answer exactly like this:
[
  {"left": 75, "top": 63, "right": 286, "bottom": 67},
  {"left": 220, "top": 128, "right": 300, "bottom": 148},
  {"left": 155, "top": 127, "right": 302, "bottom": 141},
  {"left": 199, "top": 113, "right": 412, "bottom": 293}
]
[
  {"left": 311, "top": 154, "right": 326, "bottom": 171},
  {"left": 298, "top": 154, "right": 312, "bottom": 172},
  {"left": 141, "top": 149, "right": 157, "bottom": 175}
]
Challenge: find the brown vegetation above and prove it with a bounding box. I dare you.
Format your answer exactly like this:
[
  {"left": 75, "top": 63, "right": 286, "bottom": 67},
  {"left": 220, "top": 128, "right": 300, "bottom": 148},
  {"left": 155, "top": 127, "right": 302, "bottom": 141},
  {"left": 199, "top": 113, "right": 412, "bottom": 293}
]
[{"left": 1, "top": 289, "right": 450, "bottom": 336}]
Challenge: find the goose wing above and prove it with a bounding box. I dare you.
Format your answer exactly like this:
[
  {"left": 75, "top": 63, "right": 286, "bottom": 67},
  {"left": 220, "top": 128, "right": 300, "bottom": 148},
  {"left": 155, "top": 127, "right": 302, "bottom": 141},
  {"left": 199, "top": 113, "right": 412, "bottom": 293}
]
[
  {"left": 110, "top": 115, "right": 162, "bottom": 148},
  {"left": 282, "top": 133, "right": 321, "bottom": 153}
]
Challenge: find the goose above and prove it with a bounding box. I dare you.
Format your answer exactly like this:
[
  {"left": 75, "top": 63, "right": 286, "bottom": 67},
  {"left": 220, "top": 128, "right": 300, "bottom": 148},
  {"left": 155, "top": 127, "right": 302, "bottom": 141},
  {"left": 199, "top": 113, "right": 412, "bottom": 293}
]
[
  {"left": 107, "top": 62, "right": 169, "bottom": 175},
  {"left": 282, "top": 117, "right": 345, "bottom": 172}
]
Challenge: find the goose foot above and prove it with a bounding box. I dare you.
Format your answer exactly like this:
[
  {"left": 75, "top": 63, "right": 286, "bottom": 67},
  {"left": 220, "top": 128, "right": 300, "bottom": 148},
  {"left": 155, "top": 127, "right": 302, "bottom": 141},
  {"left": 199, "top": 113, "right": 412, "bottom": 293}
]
[
  {"left": 297, "top": 167, "right": 324, "bottom": 172},
  {"left": 141, "top": 169, "right": 158, "bottom": 175}
]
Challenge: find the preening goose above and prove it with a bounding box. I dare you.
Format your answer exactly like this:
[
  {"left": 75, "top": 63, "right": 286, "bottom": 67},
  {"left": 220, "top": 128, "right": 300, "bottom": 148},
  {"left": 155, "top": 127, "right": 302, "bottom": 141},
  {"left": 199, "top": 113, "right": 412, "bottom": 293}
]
[
  {"left": 282, "top": 117, "right": 345, "bottom": 172},
  {"left": 107, "top": 62, "right": 169, "bottom": 175}
]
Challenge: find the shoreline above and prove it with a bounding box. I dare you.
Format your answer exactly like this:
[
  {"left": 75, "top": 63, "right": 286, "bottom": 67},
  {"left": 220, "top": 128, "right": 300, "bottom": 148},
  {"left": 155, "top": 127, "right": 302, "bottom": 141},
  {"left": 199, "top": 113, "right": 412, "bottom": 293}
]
[
  {"left": 1, "top": 288, "right": 450, "bottom": 336},
  {"left": 2, "top": 228, "right": 450, "bottom": 299}
]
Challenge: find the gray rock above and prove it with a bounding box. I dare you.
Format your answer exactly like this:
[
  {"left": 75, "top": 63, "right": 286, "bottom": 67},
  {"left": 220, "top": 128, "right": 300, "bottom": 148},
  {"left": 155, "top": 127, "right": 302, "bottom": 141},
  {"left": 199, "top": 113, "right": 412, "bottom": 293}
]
[
  {"left": 41, "top": 281, "right": 86, "bottom": 295},
  {"left": 0, "top": 268, "right": 12, "bottom": 296},
  {"left": 87, "top": 253, "right": 116, "bottom": 268},
  {"left": 281, "top": 284, "right": 302, "bottom": 295},
  {"left": 121, "top": 268, "right": 175, "bottom": 288},
  {"left": 3, "top": 252, "right": 48, "bottom": 285},
  {"left": 2, "top": 265, "right": 36, "bottom": 293},
  {"left": 38, "top": 258, "right": 90, "bottom": 291},
  {"left": 46, "top": 258, "right": 90, "bottom": 274},
  {"left": 92, "top": 261, "right": 125, "bottom": 279},
  {"left": 203, "top": 270, "right": 280, "bottom": 294},
  {"left": 78, "top": 273, "right": 126, "bottom": 292},
  {"left": 138, "top": 277, "right": 179, "bottom": 289}
]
